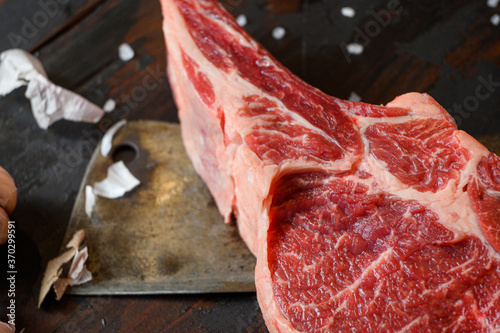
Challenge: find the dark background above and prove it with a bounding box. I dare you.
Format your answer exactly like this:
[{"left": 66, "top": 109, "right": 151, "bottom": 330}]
[{"left": 0, "top": 0, "right": 499, "bottom": 331}]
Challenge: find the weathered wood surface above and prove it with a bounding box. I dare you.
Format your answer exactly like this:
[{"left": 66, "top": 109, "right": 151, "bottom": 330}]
[{"left": 0, "top": 0, "right": 499, "bottom": 331}]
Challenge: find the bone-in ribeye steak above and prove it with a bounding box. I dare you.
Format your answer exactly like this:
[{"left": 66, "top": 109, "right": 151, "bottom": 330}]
[{"left": 160, "top": 0, "right": 500, "bottom": 331}]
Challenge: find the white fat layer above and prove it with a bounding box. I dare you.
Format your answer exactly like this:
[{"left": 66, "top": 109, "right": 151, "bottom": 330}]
[
  {"left": 0, "top": 49, "right": 104, "bottom": 129},
  {"left": 355, "top": 114, "right": 450, "bottom": 130},
  {"left": 93, "top": 161, "right": 140, "bottom": 199}
]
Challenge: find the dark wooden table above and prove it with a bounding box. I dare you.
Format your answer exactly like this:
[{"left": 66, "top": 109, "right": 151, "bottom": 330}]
[{"left": 0, "top": 0, "right": 499, "bottom": 332}]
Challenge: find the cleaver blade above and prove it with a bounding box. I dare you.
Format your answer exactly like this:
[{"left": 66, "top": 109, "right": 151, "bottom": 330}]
[{"left": 63, "top": 120, "right": 256, "bottom": 295}]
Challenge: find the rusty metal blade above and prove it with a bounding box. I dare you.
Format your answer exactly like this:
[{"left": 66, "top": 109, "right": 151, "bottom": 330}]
[{"left": 63, "top": 120, "right": 256, "bottom": 295}]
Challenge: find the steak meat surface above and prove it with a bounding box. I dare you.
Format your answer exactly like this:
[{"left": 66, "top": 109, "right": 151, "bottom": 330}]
[{"left": 160, "top": 0, "right": 500, "bottom": 331}]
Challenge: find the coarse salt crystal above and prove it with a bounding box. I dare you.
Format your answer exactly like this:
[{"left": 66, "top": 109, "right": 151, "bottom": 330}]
[
  {"left": 236, "top": 14, "right": 247, "bottom": 27},
  {"left": 487, "top": 0, "right": 499, "bottom": 8},
  {"left": 272, "top": 26, "right": 286, "bottom": 40},
  {"left": 118, "top": 43, "right": 134, "bottom": 62},
  {"left": 103, "top": 98, "right": 116, "bottom": 112},
  {"left": 491, "top": 14, "right": 500, "bottom": 25},
  {"left": 348, "top": 91, "right": 362, "bottom": 102},
  {"left": 346, "top": 43, "right": 364, "bottom": 55},
  {"left": 341, "top": 7, "right": 356, "bottom": 18}
]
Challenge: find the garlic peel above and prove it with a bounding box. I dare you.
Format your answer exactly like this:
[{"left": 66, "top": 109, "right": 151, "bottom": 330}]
[
  {"left": 38, "top": 230, "right": 89, "bottom": 308},
  {"left": 100, "top": 119, "right": 127, "bottom": 157},
  {"left": 93, "top": 161, "right": 140, "bottom": 199},
  {"left": 0, "top": 49, "right": 104, "bottom": 129},
  {"left": 85, "top": 185, "right": 96, "bottom": 218}
]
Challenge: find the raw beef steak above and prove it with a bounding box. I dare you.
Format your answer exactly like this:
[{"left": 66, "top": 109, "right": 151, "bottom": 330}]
[{"left": 160, "top": 0, "right": 500, "bottom": 331}]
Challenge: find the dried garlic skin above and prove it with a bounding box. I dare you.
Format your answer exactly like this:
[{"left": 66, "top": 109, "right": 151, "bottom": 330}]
[{"left": 0, "top": 166, "right": 16, "bottom": 214}]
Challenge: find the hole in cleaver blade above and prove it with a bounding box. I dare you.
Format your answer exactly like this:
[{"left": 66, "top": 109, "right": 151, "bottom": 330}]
[{"left": 63, "top": 120, "right": 256, "bottom": 295}]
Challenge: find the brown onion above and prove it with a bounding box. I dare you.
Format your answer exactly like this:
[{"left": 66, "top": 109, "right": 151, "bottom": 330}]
[
  {"left": 0, "top": 321, "right": 14, "bottom": 333},
  {"left": 0, "top": 207, "right": 8, "bottom": 245},
  {"left": 0, "top": 166, "right": 16, "bottom": 214}
]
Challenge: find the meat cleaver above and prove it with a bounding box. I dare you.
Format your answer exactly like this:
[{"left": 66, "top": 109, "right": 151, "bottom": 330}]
[{"left": 62, "top": 120, "right": 256, "bottom": 295}]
